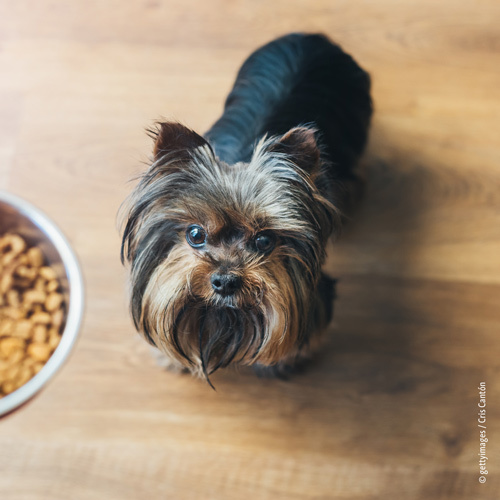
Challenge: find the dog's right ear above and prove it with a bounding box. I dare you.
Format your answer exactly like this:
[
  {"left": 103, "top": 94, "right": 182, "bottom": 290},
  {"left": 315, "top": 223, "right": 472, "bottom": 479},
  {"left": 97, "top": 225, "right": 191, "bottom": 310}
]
[
  {"left": 266, "top": 127, "right": 321, "bottom": 175},
  {"left": 150, "top": 122, "right": 211, "bottom": 160}
]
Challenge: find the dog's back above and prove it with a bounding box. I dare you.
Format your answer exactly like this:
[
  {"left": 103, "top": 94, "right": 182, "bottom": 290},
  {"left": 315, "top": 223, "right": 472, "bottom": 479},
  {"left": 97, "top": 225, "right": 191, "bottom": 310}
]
[{"left": 205, "top": 33, "right": 372, "bottom": 187}]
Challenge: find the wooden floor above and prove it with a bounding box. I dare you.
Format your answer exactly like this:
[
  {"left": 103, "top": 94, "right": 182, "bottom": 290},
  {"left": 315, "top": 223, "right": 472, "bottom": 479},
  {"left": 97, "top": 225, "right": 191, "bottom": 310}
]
[{"left": 1, "top": 1, "right": 499, "bottom": 499}]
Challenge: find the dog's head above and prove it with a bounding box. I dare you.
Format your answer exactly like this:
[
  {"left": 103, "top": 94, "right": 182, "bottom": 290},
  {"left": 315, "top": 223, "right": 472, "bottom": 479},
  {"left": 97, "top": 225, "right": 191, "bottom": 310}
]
[{"left": 120, "top": 122, "right": 339, "bottom": 380}]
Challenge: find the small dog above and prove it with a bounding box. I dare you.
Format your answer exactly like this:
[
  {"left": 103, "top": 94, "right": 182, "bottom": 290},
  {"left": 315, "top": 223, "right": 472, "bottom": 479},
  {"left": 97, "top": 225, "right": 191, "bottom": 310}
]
[{"left": 120, "top": 33, "right": 372, "bottom": 385}]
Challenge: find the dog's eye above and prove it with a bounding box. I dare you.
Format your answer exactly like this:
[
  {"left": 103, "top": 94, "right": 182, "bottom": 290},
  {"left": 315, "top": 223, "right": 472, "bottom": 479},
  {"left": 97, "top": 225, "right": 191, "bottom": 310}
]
[
  {"left": 186, "top": 225, "right": 207, "bottom": 248},
  {"left": 254, "top": 232, "right": 275, "bottom": 253}
]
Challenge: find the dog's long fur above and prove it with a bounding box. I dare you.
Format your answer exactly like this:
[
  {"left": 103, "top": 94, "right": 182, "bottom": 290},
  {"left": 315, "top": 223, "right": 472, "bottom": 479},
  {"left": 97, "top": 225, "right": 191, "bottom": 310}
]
[{"left": 120, "top": 33, "right": 372, "bottom": 383}]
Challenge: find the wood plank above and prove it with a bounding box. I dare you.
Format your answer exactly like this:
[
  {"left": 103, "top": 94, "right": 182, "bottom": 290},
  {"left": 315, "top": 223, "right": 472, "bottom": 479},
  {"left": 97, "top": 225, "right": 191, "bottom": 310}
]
[{"left": 1, "top": 1, "right": 499, "bottom": 498}]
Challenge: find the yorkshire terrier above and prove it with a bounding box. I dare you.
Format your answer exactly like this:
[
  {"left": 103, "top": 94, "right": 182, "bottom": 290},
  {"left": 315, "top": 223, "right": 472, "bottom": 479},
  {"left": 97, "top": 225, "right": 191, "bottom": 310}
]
[{"left": 120, "top": 33, "right": 372, "bottom": 385}]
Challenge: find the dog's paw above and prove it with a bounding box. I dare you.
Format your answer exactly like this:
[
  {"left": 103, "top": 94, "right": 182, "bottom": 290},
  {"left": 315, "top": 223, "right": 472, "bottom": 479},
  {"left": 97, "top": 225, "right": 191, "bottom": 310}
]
[
  {"left": 252, "top": 362, "right": 299, "bottom": 380},
  {"left": 252, "top": 352, "right": 315, "bottom": 380},
  {"left": 149, "top": 347, "right": 190, "bottom": 374}
]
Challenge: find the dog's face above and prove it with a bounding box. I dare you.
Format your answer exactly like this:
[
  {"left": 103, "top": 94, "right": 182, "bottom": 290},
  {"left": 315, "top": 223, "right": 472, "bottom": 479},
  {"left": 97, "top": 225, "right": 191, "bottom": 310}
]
[{"left": 120, "top": 122, "right": 338, "bottom": 379}]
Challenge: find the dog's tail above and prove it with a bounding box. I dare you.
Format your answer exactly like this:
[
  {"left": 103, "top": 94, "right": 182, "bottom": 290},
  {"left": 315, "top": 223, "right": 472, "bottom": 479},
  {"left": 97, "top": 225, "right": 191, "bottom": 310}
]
[{"left": 205, "top": 33, "right": 372, "bottom": 188}]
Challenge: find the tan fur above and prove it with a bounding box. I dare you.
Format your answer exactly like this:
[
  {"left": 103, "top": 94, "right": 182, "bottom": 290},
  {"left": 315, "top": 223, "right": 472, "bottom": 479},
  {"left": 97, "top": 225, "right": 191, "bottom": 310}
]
[{"left": 120, "top": 123, "right": 339, "bottom": 380}]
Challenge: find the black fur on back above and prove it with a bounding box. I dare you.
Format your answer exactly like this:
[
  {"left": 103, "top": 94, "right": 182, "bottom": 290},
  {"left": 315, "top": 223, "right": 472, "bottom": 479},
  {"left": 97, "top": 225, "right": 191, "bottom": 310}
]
[{"left": 205, "top": 33, "right": 372, "bottom": 186}]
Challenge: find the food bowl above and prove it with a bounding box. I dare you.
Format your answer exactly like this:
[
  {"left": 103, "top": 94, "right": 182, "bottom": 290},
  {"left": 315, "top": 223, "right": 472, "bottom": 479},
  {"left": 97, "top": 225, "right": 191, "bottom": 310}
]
[{"left": 0, "top": 191, "right": 84, "bottom": 417}]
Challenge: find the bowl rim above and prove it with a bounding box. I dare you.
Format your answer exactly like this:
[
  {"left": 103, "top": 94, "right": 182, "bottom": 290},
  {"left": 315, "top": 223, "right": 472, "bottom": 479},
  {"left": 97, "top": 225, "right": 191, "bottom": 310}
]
[{"left": 0, "top": 190, "right": 84, "bottom": 417}]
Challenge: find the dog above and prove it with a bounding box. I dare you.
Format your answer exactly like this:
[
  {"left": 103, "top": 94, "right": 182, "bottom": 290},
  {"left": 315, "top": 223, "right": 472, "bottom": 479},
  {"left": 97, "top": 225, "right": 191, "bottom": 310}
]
[{"left": 120, "top": 33, "right": 372, "bottom": 385}]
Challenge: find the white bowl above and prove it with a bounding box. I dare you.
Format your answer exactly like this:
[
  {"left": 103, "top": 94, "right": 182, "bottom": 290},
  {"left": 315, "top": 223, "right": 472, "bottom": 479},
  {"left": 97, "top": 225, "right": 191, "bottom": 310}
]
[{"left": 0, "top": 191, "right": 84, "bottom": 417}]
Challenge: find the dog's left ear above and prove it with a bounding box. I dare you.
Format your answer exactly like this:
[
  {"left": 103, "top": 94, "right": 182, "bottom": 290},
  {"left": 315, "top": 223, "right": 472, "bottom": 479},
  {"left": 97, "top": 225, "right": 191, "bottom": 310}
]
[
  {"left": 152, "top": 122, "right": 210, "bottom": 160},
  {"left": 266, "top": 127, "right": 321, "bottom": 174}
]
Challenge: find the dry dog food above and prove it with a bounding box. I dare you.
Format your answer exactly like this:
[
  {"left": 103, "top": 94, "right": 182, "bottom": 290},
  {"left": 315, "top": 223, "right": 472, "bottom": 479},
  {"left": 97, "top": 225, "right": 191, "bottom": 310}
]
[{"left": 0, "top": 233, "right": 65, "bottom": 397}]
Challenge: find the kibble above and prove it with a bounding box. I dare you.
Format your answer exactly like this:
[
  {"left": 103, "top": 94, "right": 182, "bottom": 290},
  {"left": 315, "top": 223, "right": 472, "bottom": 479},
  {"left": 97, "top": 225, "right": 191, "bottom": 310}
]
[
  {"left": 0, "top": 233, "right": 65, "bottom": 397},
  {"left": 31, "top": 311, "right": 52, "bottom": 324},
  {"left": 32, "top": 324, "right": 47, "bottom": 343},
  {"left": 27, "top": 342, "right": 52, "bottom": 362},
  {"left": 45, "top": 292, "right": 63, "bottom": 312}
]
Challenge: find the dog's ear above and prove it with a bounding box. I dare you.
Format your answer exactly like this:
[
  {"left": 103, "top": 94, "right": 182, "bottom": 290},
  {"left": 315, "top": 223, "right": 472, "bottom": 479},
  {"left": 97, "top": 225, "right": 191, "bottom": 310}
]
[
  {"left": 266, "top": 127, "right": 321, "bottom": 174},
  {"left": 150, "top": 122, "right": 210, "bottom": 160}
]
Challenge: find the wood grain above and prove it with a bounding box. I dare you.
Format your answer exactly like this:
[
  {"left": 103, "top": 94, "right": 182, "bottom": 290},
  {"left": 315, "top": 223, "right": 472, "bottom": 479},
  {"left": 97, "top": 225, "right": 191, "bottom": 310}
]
[{"left": 1, "top": 1, "right": 499, "bottom": 498}]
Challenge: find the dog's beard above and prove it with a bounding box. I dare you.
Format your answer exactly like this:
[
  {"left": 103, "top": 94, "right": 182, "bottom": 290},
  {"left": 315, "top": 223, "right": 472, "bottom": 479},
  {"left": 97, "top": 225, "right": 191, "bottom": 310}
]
[
  {"left": 173, "top": 305, "right": 266, "bottom": 385},
  {"left": 139, "top": 246, "right": 306, "bottom": 384}
]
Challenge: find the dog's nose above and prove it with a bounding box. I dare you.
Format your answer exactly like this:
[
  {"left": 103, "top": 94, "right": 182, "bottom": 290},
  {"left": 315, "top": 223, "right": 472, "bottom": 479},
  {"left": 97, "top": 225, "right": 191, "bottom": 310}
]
[{"left": 211, "top": 273, "right": 241, "bottom": 296}]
